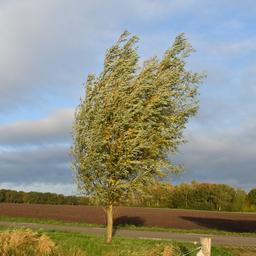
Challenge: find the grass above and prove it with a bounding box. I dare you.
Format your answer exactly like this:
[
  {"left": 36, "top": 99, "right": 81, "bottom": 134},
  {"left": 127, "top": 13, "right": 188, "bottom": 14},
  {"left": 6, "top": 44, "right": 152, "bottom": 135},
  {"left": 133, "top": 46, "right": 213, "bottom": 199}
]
[
  {"left": 115, "top": 223, "right": 256, "bottom": 237},
  {"left": 0, "top": 215, "right": 103, "bottom": 228},
  {"left": 0, "top": 215, "right": 255, "bottom": 238},
  {"left": 24, "top": 230, "right": 256, "bottom": 256},
  {"left": 121, "top": 205, "right": 256, "bottom": 214},
  {"left": 0, "top": 225, "right": 255, "bottom": 255}
]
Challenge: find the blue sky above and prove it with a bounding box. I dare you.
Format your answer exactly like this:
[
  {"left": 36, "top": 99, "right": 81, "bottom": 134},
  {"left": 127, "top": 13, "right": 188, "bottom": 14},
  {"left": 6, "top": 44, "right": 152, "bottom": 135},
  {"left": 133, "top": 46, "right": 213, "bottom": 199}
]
[{"left": 0, "top": 0, "right": 256, "bottom": 194}]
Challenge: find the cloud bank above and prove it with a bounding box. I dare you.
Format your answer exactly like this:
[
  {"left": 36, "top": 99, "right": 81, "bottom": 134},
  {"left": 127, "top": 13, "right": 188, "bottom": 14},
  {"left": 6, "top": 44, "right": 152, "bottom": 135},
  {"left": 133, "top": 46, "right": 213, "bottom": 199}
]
[{"left": 0, "top": 0, "right": 256, "bottom": 194}]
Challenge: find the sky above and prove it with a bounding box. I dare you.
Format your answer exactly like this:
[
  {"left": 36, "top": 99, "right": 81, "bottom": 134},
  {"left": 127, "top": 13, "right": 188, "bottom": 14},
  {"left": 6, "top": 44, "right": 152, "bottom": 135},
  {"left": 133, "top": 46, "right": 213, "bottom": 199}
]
[{"left": 0, "top": 0, "right": 256, "bottom": 195}]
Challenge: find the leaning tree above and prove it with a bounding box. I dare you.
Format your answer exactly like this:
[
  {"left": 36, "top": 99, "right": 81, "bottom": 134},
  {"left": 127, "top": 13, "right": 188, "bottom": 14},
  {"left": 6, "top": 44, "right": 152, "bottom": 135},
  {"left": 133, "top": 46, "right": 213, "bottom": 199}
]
[{"left": 72, "top": 31, "right": 203, "bottom": 243}]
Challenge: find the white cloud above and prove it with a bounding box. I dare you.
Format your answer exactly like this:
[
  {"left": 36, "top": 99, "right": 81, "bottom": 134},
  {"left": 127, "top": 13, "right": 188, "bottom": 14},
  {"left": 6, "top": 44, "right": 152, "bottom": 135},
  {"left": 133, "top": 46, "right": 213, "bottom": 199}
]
[
  {"left": 213, "top": 40, "right": 256, "bottom": 56},
  {"left": 0, "top": 182, "right": 76, "bottom": 195}
]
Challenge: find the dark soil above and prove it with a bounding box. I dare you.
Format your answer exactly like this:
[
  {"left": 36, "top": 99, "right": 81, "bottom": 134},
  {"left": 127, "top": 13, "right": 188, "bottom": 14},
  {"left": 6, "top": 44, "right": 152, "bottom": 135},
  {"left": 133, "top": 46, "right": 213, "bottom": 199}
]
[{"left": 0, "top": 203, "right": 255, "bottom": 233}]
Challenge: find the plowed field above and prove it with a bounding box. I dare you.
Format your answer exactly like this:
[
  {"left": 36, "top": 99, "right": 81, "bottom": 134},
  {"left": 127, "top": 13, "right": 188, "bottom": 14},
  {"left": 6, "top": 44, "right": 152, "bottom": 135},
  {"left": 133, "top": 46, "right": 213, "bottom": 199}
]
[{"left": 0, "top": 203, "right": 255, "bottom": 233}]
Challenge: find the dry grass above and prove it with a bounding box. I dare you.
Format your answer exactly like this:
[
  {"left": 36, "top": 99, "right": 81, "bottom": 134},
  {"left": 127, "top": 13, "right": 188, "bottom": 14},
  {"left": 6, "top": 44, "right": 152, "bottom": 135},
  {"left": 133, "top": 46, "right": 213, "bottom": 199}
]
[
  {"left": 144, "top": 244, "right": 176, "bottom": 256},
  {"left": 163, "top": 246, "right": 174, "bottom": 256},
  {"left": 103, "top": 245, "right": 176, "bottom": 256},
  {"left": 0, "top": 229, "right": 87, "bottom": 256}
]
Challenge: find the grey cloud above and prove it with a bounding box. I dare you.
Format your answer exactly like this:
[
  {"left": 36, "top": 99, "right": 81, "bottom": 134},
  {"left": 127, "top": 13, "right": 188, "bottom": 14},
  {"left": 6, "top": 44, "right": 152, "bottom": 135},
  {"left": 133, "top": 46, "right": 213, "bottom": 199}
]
[
  {"left": 173, "top": 119, "right": 256, "bottom": 190},
  {"left": 1, "top": 0, "right": 256, "bottom": 193},
  {"left": 0, "top": 144, "right": 72, "bottom": 184},
  {"left": 0, "top": 108, "right": 74, "bottom": 146},
  {"left": 0, "top": 0, "right": 194, "bottom": 114},
  {"left": 0, "top": 108, "right": 74, "bottom": 188},
  {"left": 0, "top": 1, "right": 107, "bottom": 113},
  {"left": 1, "top": 0, "right": 254, "bottom": 114}
]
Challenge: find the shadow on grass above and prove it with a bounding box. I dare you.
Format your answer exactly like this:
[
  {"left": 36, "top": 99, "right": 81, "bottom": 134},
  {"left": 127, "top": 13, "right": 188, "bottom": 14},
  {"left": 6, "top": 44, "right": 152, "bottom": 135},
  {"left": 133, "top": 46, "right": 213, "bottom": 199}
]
[{"left": 113, "top": 216, "right": 145, "bottom": 236}]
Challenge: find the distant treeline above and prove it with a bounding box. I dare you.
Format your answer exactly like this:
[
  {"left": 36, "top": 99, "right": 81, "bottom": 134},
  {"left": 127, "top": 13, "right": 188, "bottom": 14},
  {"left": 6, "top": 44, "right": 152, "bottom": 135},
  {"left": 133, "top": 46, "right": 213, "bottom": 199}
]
[
  {"left": 0, "top": 182, "right": 255, "bottom": 212},
  {"left": 125, "top": 182, "right": 256, "bottom": 212},
  {"left": 0, "top": 189, "right": 89, "bottom": 205}
]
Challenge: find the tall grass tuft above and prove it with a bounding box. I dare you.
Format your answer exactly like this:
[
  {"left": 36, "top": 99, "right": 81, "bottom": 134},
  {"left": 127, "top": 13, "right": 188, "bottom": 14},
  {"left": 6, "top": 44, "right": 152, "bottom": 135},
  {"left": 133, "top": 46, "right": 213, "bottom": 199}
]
[
  {"left": 0, "top": 229, "right": 86, "bottom": 256},
  {"left": 144, "top": 244, "right": 175, "bottom": 256}
]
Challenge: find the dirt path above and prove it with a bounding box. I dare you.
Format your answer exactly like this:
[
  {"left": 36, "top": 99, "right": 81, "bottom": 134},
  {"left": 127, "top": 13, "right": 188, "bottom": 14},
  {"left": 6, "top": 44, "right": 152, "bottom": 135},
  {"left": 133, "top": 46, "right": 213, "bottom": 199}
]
[{"left": 0, "top": 221, "right": 255, "bottom": 247}]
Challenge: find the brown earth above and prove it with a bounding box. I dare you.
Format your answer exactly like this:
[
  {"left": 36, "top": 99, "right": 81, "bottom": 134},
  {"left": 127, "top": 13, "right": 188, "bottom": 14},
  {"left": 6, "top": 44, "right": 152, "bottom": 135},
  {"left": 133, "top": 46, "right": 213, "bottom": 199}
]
[{"left": 0, "top": 203, "right": 255, "bottom": 233}]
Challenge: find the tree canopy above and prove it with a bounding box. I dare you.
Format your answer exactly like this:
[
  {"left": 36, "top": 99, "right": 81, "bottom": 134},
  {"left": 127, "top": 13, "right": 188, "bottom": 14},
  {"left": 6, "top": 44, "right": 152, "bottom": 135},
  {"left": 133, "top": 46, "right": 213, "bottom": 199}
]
[{"left": 72, "top": 31, "right": 204, "bottom": 242}]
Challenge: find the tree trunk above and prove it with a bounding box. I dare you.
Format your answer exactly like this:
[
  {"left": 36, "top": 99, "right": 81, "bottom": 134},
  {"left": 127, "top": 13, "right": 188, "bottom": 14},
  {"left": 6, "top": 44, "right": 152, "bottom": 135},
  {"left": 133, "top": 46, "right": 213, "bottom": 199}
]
[{"left": 105, "top": 204, "right": 113, "bottom": 243}]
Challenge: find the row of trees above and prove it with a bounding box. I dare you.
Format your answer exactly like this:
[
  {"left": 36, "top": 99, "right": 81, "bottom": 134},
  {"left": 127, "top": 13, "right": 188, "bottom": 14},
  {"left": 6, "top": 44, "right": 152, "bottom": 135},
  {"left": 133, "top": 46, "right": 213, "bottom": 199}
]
[
  {"left": 0, "top": 189, "right": 89, "bottom": 205},
  {"left": 1, "top": 182, "right": 255, "bottom": 212},
  {"left": 125, "top": 181, "right": 256, "bottom": 212}
]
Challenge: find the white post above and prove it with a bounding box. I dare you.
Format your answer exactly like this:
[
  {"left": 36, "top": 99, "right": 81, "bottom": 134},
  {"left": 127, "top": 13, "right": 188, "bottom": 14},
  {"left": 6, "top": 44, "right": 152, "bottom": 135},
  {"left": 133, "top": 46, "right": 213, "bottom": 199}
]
[{"left": 198, "top": 237, "right": 211, "bottom": 256}]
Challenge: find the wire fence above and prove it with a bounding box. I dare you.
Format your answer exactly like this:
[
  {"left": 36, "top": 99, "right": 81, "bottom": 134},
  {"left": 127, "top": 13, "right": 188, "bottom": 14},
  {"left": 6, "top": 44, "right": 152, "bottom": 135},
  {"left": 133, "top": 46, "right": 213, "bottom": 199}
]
[
  {"left": 171, "top": 244, "right": 201, "bottom": 256},
  {"left": 181, "top": 246, "right": 201, "bottom": 256}
]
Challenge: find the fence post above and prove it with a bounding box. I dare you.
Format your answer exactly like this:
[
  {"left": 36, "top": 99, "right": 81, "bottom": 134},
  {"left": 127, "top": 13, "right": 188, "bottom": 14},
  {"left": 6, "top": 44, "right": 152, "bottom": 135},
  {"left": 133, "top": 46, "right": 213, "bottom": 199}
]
[{"left": 198, "top": 237, "right": 211, "bottom": 256}]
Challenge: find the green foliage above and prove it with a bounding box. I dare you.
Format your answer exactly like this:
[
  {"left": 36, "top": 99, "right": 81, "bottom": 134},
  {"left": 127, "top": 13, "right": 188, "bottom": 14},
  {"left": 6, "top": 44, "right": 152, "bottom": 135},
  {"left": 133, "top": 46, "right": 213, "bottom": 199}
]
[
  {"left": 247, "top": 188, "right": 256, "bottom": 205},
  {"left": 168, "top": 182, "right": 247, "bottom": 211},
  {"left": 231, "top": 189, "right": 247, "bottom": 211},
  {"left": 0, "top": 189, "right": 89, "bottom": 206},
  {"left": 3, "top": 190, "right": 24, "bottom": 203},
  {"left": 72, "top": 31, "right": 203, "bottom": 207},
  {"left": 124, "top": 182, "right": 174, "bottom": 208},
  {"left": 124, "top": 181, "right": 248, "bottom": 212}
]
